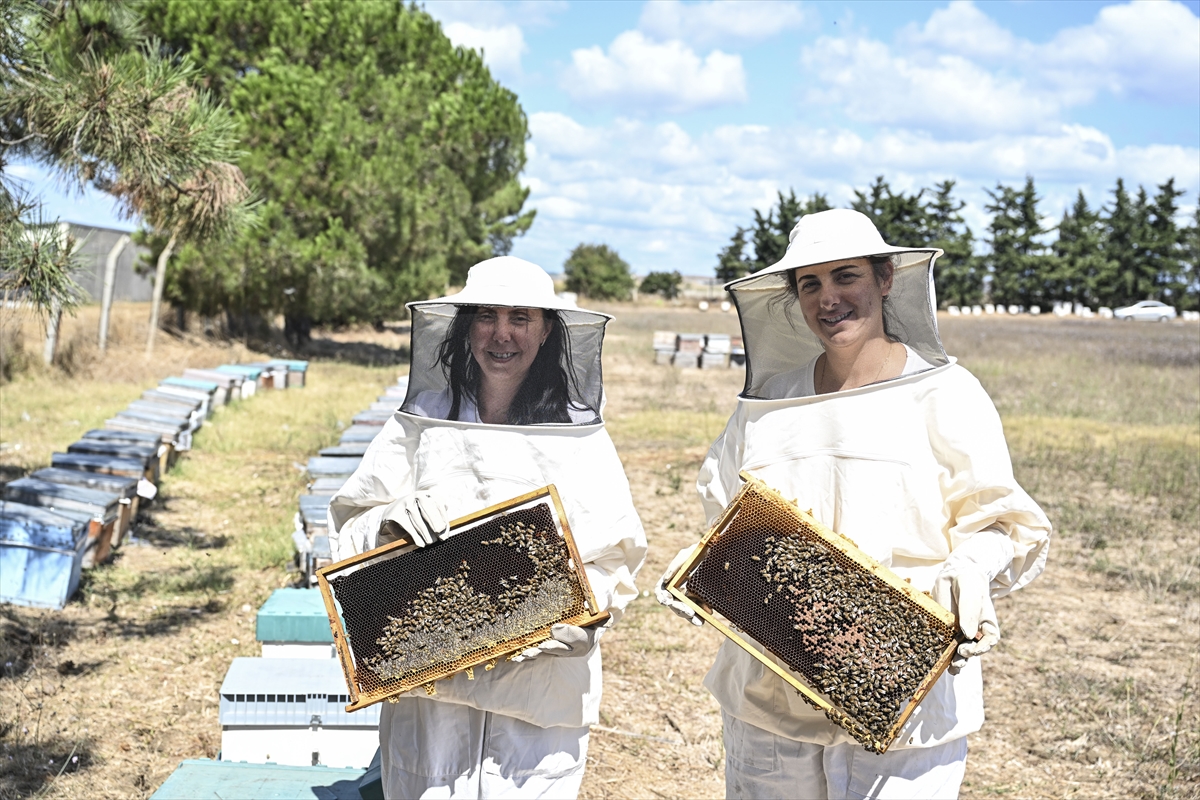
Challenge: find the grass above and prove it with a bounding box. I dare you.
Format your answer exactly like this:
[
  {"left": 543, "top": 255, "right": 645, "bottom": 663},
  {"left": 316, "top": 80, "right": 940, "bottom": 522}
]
[{"left": 1, "top": 304, "right": 1198, "bottom": 799}]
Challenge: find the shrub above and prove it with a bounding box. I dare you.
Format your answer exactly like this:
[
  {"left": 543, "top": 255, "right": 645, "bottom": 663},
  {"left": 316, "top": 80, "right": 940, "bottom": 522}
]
[
  {"left": 563, "top": 244, "right": 634, "bottom": 300},
  {"left": 640, "top": 271, "right": 683, "bottom": 299}
]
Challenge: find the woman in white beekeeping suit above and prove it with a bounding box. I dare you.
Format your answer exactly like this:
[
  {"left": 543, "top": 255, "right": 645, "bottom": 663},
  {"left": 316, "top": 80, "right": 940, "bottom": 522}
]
[
  {"left": 329, "top": 256, "right": 647, "bottom": 799},
  {"left": 655, "top": 209, "right": 1052, "bottom": 799}
]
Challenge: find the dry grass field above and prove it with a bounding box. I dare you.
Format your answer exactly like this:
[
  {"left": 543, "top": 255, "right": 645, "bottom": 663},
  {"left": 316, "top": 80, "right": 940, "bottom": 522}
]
[{"left": 1, "top": 301, "right": 1197, "bottom": 799}]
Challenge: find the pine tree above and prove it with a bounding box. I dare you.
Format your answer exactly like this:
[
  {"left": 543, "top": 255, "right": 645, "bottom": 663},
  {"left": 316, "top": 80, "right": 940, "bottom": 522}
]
[
  {"left": 1096, "top": 179, "right": 1157, "bottom": 307},
  {"left": 925, "top": 180, "right": 980, "bottom": 307},
  {"left": 748, "top": 190, "right": 831, "bottom": 272},
  {"left": 1051, "top": 190, "right": 1109, "bottom": 306},
  {"left": 983, "top": 177, "right": 1051, "bottom": 307},
  {"left": 1146, "top": 178, "right": 1185, "bottom": 303},
  {"left": 851, "top": 176, "right": 927, "bottom": 247},
  {"left": 715, "top": 226, "right": 751, "bottom": 283},
  {"left": 1178, "top": 208, "right": 1200, "bottom": 312}
]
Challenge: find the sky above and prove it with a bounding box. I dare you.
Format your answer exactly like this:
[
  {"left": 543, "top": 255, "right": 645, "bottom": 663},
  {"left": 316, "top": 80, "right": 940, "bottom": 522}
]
[{"left": 9, "top": 0, "right": 1200, "bottom": 276}]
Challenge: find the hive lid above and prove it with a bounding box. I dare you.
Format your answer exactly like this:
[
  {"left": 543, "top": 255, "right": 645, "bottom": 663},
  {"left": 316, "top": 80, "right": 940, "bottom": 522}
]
[
  {"left": 318, "top": 444, "right": 369, "bottom": 458},
  {"left": 307, "top": 478, "right": 347, "bottom": 496},
  {"left": 29, "top": 468, "right": 138, "bottom": 498},
  {"left": 83, "top": 429, "right": 162, "bottom": 446},
  {"left": 141, "top": 390, "right": 203, "bottom": 409},
  {"left": 256, "top": 588, "right": 335, "bottom": 643},
  {"left": 126, "top": 401, "right": 194, "bottom": 421},
  {"left": 51, "top": 452, "right": 147, "bottom": 477},
  {"left": 148, "top": 759, "right": 366, "bottom": 800},
  {"left": 0, "top": 502, "right": 88, "bottom": 550},
  {"left": 67, "top": 440, "right": 157, "bottom": 463},
  {"left": 116, "top": 409, "right": 189, "bottom": 429},
  {"left": 269, "top": 359, "right": 309, "bottom": 372},
  {"left": 219, "top": 656, "right": 347, "bottom": 695},
  {"left": 350, "top": 411, "right": 391, "bottom": 426},
  {"left": 307, "top": 457, "right": 362, "bottom": 477},
  {"left": 183, "top": 368, "right": 242, "bottom": 386},
  {"left": 161, "top": 377, "right": 219, "bottom": 393},
  {"left": 338, "top": 426, "right": 379, "bottom": 443},
  {"left": 1, "top": 478, "right": 119, "bottom": 519},
  {"left": 216, "top": 364, "right": 264, "bottom": 378}
]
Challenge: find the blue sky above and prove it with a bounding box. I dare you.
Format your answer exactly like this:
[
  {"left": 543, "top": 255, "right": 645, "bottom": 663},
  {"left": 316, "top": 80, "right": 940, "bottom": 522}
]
[{"left": 9, "top": 0, "right": 1200, "bottom": 276}]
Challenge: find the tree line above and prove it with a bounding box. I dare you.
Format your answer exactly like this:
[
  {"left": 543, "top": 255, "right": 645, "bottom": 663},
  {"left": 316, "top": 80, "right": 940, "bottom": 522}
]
[
  {"left": 2, "top": 0, "right": 532, "bottom": 350},
  {"left": 716, "top": 176, "right": 1200, "bottom": 311}
]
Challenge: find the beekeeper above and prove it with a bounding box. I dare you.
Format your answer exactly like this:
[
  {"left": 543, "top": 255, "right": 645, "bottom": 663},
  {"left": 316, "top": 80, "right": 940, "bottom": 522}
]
[
  {"left": 655, "top": 209, "right": 1051, "bottom": 799},
  {"left": 329, "top": 256, "right": 646, "bottom": 799}
]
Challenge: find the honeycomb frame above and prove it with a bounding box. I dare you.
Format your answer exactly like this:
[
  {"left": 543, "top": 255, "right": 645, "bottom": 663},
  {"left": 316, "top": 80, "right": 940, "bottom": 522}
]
[
  {"left": 667, "top": 473, "right": 965, "bottom": 753},
  {"left": 317, "top": 484, "right": 608, "bottom": 712}
]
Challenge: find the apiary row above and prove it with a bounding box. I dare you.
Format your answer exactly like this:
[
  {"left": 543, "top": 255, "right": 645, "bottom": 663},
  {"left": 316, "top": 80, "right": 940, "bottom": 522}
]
[
  {"left": 0, "top": 359, "right": 309, "bottom": 611},
  {"left": 291, "top": 375, "right": 408, "bottom": 584},
  {"left": 149, "top": 586, "right": 382, "bottom": 798},
  {"left": 652, "top": 330, "right": 746, "bottom": 369}
]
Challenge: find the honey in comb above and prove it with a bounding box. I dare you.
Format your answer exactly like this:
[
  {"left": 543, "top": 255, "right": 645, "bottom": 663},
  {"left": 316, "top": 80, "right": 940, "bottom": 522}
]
[
  {"left": 329, "top": 502, "right": 587, "bottom": 695},
  {"left": 686, "top": 490, "right": 959, "bottom": 749}
]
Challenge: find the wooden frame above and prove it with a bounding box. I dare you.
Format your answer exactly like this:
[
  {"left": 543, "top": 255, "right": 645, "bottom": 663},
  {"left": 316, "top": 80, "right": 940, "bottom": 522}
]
[
  {"left": 666, "top": 473, "right": 964, "bottom": 753},
  {"left": 317, "top": 484, "right": 608, "bottom": 712}
]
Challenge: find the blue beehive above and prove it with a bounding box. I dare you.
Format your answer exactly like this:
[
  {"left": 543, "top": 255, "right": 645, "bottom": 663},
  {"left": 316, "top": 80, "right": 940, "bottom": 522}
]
[
  {"left": 153, "top": 384, "right": 214, "bottom": 418},
  {"left": 0, "top": 502, "right": 89, "bottom": 609},
  {"left": 269, "top": 359, "right": 309, "bottom": 388},
  {"left": 67, "top": 439, "right": 159, "bottom": 482},
  {"left": 51, "top": 452, "right": 148, "bottom": 481},
  {"left": 1, "top": 478, "right": 121, "bottom": 566},
  {"left": 306, "top": 457, "right": 361, "bottom": 479},
  {"left": 82, "top": 428, "right": 162, "bottom": 446},
  {"left": 30, "top": 468, "right": 138, "bottom": 546},
  {"left": 337, "top": 426, "right": 379, "bottom": 444},
  {"left": 318, "top": 443, "right": 369, "bottom": 458},
  {"left": 218, "top": 657, "right": 379, "bottom": 768},
  {"left": 150, "top": 759, "right": 366, "bottom": 800}
]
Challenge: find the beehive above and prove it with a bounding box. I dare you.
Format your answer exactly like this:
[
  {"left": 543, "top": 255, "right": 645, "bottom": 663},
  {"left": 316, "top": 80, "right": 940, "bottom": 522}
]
[
  {"left": 667, "top": 474, "right": 964, "bottom": 753},
  {"left": 317, "top": 485, "right": 606, "bottom": 712}
]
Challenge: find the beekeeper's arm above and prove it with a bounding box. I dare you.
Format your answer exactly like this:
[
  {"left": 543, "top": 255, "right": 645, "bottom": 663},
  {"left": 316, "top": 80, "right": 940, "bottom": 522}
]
[
  {"left": 328, "top": 419, "right": 424, "bottom": 561},
  {"left": 927, "top": 371, "right": 1053, "bottom": 670}
]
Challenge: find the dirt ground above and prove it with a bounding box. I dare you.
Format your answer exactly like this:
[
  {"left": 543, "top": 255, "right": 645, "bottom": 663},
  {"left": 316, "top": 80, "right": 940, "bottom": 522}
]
[{"left": 1, "top": 302, "right": 1197, "bottom": 799}]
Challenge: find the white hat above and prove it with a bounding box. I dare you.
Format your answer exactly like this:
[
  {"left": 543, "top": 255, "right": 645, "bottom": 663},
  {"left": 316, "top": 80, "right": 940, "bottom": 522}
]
[
  {"left": 725, "top": 209, "right": 948, "bottom": 398},
  {"left": 738, "top": 209, "right": 940, "bottom": 282},
  {"left": 403, "top": 256, "right": 610, "bottom": 420},
  {"left": 413, "top": 256, "right": 599, "bottom": 315}
]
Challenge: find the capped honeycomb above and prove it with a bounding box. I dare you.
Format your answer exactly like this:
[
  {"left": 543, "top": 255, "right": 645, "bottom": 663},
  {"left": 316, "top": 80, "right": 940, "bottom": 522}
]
[
  {"left": 320, "top": 488, "right": 605, "bottom": 711},
  {"left": 675, "top": 478, "right": 961, "bottom": 752}
]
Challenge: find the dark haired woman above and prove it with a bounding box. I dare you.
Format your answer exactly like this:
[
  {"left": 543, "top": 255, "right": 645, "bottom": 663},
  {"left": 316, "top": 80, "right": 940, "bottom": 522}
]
[
  {"left": 329, "top": 257, "right": 646, "bottom": 799},
  {"left": 655, "top": 210, "right": 1051, "bottom": 799}
]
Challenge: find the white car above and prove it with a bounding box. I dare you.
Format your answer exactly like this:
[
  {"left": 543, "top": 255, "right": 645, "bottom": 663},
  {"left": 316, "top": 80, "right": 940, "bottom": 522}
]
[{"left": 1113, "top": 300, "right": 1176, "bottom": 322}]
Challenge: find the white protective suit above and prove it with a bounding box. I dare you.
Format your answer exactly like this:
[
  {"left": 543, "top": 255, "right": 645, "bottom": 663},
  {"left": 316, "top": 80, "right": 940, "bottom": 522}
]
[
  {"left": 328, "top": 257, "right": 647, "bottom": 799},
  {"left": 696, "top": 210, "right": 1052, "bottom": 797}
]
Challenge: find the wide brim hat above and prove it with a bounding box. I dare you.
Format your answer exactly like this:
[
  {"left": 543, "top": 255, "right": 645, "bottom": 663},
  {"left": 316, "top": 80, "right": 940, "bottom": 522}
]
[
  {"left": 724, "top": 209, "right": 948, "bottom": 398},
  {"left": 402, "top": 256, "right": 610, "bottom": 421}
]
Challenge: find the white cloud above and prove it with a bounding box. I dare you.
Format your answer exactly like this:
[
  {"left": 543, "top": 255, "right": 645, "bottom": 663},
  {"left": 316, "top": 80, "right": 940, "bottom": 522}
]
[
  {"left": 514, "top": 111, "right": 1200, "bottom": 274},
  {"left": 442, "top": 21, "right": 527, "bottom": 81},
  {"left": 809, "top": 1, "right": 1199, "bottom": 137},
  {"left": 638, "top": 0, "right": 808, "bottom": 47},
  {"left": 561, "top": 31, "right": 747, "bottom": 113}
]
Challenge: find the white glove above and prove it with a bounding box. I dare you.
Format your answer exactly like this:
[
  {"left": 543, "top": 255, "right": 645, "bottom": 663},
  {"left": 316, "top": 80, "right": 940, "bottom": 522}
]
[
  {"left": 510, "top": 623, "right": 601, "bottom": 662},
  {"left": 654, "top": 545, "right": 704, "bottom": 627},
  {"left": 931, "top": 568, "right": 1000, "bottom": 674},
  {"left": 377, "top": 492, "right": 449, "bottom": 548}
]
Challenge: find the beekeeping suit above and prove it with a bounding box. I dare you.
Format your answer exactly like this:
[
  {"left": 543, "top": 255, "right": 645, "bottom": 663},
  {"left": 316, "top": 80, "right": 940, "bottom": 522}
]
[
  {"left": 689, "top": 210, "right": 1051, "bottom": 798},
  {"left": 329, "top": 257, "right": 646, "bottom": 799}
]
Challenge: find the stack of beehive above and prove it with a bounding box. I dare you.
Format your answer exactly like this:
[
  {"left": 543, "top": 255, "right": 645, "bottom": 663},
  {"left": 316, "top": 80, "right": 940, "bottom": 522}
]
[
  {"left": 0, "top": 359, "right": 309, "bottom": 611},
  {"left": 651, "top": 331, "right": 745, "bottom": 369},
  {"left": 292, "top": 375, "right": 408, "bottom": 584}
]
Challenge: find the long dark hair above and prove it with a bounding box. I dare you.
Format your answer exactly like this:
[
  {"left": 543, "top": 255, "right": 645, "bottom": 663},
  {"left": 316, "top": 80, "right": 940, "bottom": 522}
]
[
  {"left": 435, "top": 306, "right": 593, "bottom": 424},
  {"left": 781, "top": 255, "right": 905, "bottom": 342}
]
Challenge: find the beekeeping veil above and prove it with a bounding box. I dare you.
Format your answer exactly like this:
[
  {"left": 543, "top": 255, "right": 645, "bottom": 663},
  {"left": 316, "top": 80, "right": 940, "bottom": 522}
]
[
  {"left": 402, "top": 256, "right": 611, "bottom": 424},
  {"left": 726, "top": 209, "right": 949, "bottom": 398}
]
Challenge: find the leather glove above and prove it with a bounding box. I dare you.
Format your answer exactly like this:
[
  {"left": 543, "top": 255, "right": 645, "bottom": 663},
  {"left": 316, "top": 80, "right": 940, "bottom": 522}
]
[
  {"left": 654, "top": 545, "right": 704, "bottom": 627},
  {"left": 931, "top": 568, "right": 1000, "bottom": 674},
  {"left": 510, "top": 623, "right": 601, "bottom": 662},
  {"left": 377, "top": 492, "right": 449, "bottom": 548}
]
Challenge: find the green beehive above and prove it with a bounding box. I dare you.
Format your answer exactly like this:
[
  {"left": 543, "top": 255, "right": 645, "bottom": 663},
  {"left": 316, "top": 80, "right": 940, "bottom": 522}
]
[{"left": 256, "top": 588, "right": 334, "bottom": 646}]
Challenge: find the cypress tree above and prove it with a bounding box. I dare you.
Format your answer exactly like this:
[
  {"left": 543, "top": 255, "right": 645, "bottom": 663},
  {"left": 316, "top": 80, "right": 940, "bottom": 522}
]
[
  {"left": 1051, "top": 190, "right": 1109, "bottom": 306},
  {"left": 715, "top": 226, "right": 752, "bottom": 283},
  {"left": 983, "top": 177, "right": 1051, "bottom": 307},
  {"left": 925, "top": 180, "right": 980, "bottom": 307},
  {"left": 1097, "top": 179, "right": 1157, "bottom": 306},
  {"left": 851, "top": 176, "right": 927, "bottom": 247}
]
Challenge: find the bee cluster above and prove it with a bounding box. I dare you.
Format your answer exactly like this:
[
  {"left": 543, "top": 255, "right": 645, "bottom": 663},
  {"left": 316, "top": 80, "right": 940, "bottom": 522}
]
[
  {"left": 330, "top": 503, "right": 585, "bottom": 693},
  {"left": 687, "top": 494, "right": 957, "bottom": 750}
]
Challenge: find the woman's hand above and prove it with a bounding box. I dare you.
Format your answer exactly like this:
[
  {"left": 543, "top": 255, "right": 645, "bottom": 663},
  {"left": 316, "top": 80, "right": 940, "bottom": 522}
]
[
  {"left": 377, "top": 491, "right": 449, "bottom": 547},
  {"left": 654, "top": 545, "right": 705, "bottom": 627},
  {"left": 510, "top": 622, "right": 603, "bottom": 661},
  {"left": 931, "top": 568, "right": 1000, "bottom": 674}
]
